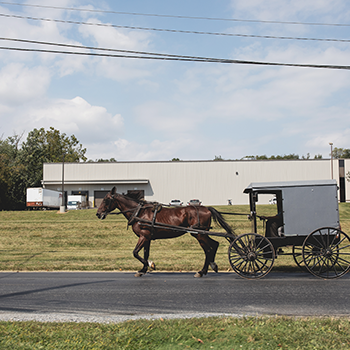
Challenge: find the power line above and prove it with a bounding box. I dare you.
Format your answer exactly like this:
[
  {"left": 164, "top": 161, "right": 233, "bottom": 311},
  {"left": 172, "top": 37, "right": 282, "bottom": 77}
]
[
  {"left": 0, "top": 1, "right": 349, "bottom": 27},
  {"left": 1, "top": 44, "right": 349, "bottom": 71},
  {"left": 1, "top": 13, "right": 350, "bottom": 43},
  {"left": 0, "top": 37, "right": 215, "bottom": 60}
]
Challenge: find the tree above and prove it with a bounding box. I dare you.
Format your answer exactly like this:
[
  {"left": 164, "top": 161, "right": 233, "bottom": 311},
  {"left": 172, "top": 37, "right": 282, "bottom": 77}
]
[
  {"left": 20, "top": 127, "right": 87, "bottom": 188},
  {"left": 270, "top": 154, "right": 299, "bottom": 160},
  {"left": 0, "top": 152, "right": 11, "bottom": 210},
  {"left": 0, "top": 134, "right": 26, "bottom": 210},
  {"left": 0, "top": 127, "right": 87, "bottom": 210},
  {"left": 332, "top": 147, "right": 350, "bottom": 159},
  {"left": 88, "top": 158, "right": 117, "bottom": 163}
]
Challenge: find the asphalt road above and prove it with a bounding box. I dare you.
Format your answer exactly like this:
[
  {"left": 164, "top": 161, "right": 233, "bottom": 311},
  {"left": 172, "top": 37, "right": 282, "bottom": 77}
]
[{"left": 0, "top": 271, "right": 349, "bottom": 322}]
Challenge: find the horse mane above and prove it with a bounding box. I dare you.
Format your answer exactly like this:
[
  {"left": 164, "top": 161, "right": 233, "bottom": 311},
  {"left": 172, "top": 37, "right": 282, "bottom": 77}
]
[
  {"left": 123, "top": 192, "right": 161, "bottom": 208},
  {"left": 124, "top": 191, "right": 146, "bottom": 204}
]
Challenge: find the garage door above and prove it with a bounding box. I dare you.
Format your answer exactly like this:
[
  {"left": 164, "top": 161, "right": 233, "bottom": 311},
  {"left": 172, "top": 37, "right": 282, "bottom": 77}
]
[{"left": 94, "top": 191, "right": 109, "bottom": 208}]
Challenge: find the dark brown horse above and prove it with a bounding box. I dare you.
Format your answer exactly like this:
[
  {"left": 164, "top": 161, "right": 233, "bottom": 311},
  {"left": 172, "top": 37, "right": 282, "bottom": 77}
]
[{"left": 96, "top": 187, "right": 234, "bottom": 277}]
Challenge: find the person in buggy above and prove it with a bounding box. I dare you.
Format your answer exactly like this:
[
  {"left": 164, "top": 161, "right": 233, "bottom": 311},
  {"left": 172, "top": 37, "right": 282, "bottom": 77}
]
[{"left": 260, "top": 194, "right": 284, "bottom": 238}]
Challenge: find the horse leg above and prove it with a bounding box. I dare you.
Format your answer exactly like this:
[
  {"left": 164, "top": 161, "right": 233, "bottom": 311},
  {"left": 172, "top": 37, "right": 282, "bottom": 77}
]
[
  {"left": 133, "top": 236, "right": 150, "bottom": 277},
  {"left": 207, "top": 236, "right": 219, "bottom": 273},
  {"left": 191, "top": 234, "right": 219, "bottom": 278},
  {"left": 143, "top": 239, "right": 156, "bottom": 271}
]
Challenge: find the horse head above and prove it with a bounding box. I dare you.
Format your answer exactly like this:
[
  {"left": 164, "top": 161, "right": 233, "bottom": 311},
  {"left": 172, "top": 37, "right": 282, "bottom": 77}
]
[{"left": 96, "top": 186, "right": 117, "bottom": 220}]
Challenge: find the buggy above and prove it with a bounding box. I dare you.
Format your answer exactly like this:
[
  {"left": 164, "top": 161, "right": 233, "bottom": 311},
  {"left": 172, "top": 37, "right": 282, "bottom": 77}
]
[{"left": 228, "top": 179, "right": 350, "bottom": 279}]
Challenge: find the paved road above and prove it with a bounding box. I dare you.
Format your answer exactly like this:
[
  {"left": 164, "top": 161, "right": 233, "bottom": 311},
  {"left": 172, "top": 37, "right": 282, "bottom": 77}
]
[{"left": 0, "top": 271, "right": 349, "bottom": 322}]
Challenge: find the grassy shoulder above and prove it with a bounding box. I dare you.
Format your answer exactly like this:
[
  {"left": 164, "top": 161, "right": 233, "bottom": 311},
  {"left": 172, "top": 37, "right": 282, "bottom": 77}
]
[
  {"left": 0, "top": 204, "right": 349, "bottom": 272},
  {"left": 0, "top": 316, "right": 349, "bottom": 349}
]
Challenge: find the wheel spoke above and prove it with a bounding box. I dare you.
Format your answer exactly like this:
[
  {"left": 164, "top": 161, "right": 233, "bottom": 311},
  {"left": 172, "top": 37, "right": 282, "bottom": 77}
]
[
  {"left": 228, "top": 233, "right": 274, "bottom": 279},
  {"left": 303, "top": 227, "right": 350, "bottom": 279}
]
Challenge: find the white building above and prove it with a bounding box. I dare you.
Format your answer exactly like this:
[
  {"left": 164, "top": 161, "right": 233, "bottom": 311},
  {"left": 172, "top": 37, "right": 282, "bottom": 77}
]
[{"left": 42, "top": 159, "right": 349, "bottom": 207}]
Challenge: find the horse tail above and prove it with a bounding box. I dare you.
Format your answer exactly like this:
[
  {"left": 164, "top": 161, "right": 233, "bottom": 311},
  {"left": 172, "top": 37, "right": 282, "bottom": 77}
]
[{"left": 207, "top": 207, "right": 235, "bottom": 236}]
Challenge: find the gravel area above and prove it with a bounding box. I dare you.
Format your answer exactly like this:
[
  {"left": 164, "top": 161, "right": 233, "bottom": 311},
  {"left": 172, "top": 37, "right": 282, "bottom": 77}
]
[{"left": 0, "top": 312, "right": 244, "bottom": 323}]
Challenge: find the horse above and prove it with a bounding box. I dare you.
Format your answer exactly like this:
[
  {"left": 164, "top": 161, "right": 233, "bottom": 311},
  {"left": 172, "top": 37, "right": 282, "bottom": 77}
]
[{"left": 96, "top": 187, "right": 234, "bottom": 277}]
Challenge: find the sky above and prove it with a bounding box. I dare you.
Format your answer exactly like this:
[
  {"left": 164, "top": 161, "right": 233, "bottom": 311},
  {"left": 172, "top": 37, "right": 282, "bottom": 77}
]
[{"left": 0, "top": 0, "right": 349, "bottom": 161}]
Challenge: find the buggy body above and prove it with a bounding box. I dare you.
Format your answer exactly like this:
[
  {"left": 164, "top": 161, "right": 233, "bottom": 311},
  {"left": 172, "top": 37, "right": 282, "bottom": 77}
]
[{"left": 244, "top": 179, "right": 340, "bottom": 238}]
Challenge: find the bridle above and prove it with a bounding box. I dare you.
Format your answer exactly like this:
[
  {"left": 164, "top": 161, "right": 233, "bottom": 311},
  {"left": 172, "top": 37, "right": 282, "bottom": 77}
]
[{"left": 102, "top": 194, "right": 151, "bottom": 225}]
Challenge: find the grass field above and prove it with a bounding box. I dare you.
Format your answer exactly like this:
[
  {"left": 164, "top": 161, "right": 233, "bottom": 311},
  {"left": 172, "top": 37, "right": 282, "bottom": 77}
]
[
  {"left": 0, "top": 203, "right": 349, "bottom": 272},
  {"left": 1, "top": 204, "right": 350, "bottom": 348}
]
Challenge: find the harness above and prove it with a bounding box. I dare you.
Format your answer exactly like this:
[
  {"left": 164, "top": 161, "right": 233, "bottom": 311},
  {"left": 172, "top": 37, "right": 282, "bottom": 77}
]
[
  {"left": 107, "top": 197, "right": 161, "bottom": 235},
  {"left": 106, "top": 196, "right": 209, "bottom": 236}
]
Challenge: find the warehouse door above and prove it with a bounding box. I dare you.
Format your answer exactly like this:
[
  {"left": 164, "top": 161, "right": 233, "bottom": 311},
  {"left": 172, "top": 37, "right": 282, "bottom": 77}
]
[{"left": 94, "top": 190, "right": 109, "bottom": 208}]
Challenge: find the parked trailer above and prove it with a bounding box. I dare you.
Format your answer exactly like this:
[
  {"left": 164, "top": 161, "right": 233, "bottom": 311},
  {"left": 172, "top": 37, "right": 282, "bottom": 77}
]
[{"left": 26, "top": 188, "right": 61, "bottom": 210}]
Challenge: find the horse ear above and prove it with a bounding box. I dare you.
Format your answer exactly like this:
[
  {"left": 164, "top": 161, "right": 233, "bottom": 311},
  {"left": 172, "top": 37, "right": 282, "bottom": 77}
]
[{"left": 111, "top": 187, "right": 116, "bottom": 195}]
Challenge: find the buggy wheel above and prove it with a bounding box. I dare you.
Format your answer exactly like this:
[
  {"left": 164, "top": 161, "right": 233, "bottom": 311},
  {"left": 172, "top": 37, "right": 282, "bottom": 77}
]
[
  {"left": 228, "top": 233, "right": 275, "bottom": 279},
  {"left": 292, "top": 245, "right": 305, "bottom": 270},
  {"left": 302, "top": 227, "right": 350, "bottom": 279}
]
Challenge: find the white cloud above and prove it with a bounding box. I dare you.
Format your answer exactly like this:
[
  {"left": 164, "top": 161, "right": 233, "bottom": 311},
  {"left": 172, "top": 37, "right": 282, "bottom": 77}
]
[
  {"left": 231, "top": 0, "right": 348, "bottom": 21},
  {"left": 26, "top": 96, "right": 124, "bottom": 142},
  {"left": 77, "top": 18, "right": 154, "bottom": 81},
  {"left": 0, "top": 63, "right": 51, "bottom": 105},
  {"left": 133, "top": 100, "right": 203, "bottom": 135}
]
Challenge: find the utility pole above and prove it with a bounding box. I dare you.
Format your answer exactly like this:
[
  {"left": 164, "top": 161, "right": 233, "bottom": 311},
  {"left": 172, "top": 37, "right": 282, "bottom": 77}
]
[
  {"left": 329, "top": 142, "right": 333, "bottom": 179},
  {"left": 60, "top": 152, "right": 66, "bottom": 213}
]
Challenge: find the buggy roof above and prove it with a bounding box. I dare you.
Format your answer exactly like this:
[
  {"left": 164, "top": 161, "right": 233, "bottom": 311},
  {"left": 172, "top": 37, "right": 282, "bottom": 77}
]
[{"left": 243, "top": 179, "right": 337, "bottom": 193}]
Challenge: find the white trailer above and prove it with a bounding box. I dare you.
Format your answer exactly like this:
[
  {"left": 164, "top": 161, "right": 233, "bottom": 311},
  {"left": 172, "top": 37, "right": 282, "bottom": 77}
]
[
  {"left": 26, "top": 188, "right": 62, "bottom": 209},
  {"left": 67, "top": 195, "right": 87, "bottom": 210}
]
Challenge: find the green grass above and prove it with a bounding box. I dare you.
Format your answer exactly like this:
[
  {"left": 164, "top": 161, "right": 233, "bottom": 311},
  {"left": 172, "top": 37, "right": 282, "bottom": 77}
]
[
  {"left": 0, "top": 204, "right": 349, "bottom": 272},
  {"left": 0, "top": 316, "right": 349, "bottom": 349},
  {"left": 1, "top": 205, "right": 350, "bottom": 348}
]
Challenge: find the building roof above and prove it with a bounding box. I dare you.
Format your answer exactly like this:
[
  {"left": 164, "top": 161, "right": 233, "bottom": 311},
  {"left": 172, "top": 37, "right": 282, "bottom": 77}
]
[{"left": 244, "top": 179, "right": 337, "bottom": 193}]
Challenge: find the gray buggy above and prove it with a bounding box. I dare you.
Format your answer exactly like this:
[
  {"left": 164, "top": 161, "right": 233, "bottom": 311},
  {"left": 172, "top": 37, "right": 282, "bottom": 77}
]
[{"left": 228, "top": 180, "right": 350, "bottom": 279}]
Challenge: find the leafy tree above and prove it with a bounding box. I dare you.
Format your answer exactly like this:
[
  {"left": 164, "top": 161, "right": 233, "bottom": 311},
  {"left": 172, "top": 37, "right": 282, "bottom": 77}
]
[
  {"left": 20, "top": 127, "right": 87, "bottom": 188},
  {"left": 0, "top": 127, "right": 87, "bottom": 210},
  {"left": 0, "top": 152, "right": 11, "bottom": 210},
  {"left": 171, "top": 158, "right": 181, "bottom": 162},
  {"left": 332, "top": 147, "right": 350, "bottom": 159},
  {"left": 270, "top": 154, "right": 299, "bottom": 160},
  {"left": 242, "top": 153, "right": 322, "bottom": 160},
  {"left": 0, "top": 135, "right": 26, "bottom": 210},
  {"left": 96, "top": 158, "right": 117, "bottom": 162},
  {"left": 214, "top": 155, "right": 224, "bottom": 161}
]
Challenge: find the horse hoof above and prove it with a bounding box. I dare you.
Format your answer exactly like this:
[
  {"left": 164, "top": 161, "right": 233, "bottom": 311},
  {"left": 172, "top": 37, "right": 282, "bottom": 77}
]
[
  {"left": 134, "top": 272, "right": 144, "bottom": 277},
  {"left": 194, "top": 272, "right": 203, "bottom": 278},
  {"left": 148, "top": 260, "right": 156, "bottom": 270},
  {"left": 210, "top": 262, "right": 218, "bottom": 273}
]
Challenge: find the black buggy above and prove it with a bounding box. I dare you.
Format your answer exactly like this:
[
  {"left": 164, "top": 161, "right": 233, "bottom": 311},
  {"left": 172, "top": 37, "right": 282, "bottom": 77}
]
[{"left": 228, "top": 180, "right": 350, "bottom": 279}]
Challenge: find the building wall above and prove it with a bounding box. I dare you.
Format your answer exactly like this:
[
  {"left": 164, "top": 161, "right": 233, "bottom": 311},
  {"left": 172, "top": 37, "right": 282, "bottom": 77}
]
[
  {"left": 42, "top": 159, "right": 346, "bottom": 206},
  {"left": 345, "top": 159, "right": 350, "bottom": 202}
]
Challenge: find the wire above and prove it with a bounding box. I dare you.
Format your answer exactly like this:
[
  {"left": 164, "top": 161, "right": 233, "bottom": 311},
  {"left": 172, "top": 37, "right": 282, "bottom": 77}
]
[
  {"left": 1, "top": 45, "right": 349, "bottom": 70},
  {"left": 0, "top": 37, "right": 217, "bottom": 59},
  {"left": 1, "top": 1, "right": 349, "bottom": 27},
  {"left": 1, "top": 13, "right": 349, "bottom": 43}
]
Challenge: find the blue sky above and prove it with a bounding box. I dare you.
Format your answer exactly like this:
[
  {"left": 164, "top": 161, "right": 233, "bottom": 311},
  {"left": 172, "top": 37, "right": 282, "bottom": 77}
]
[{"left": 0, "top": 0, "right": 349, "bottom": 161}]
